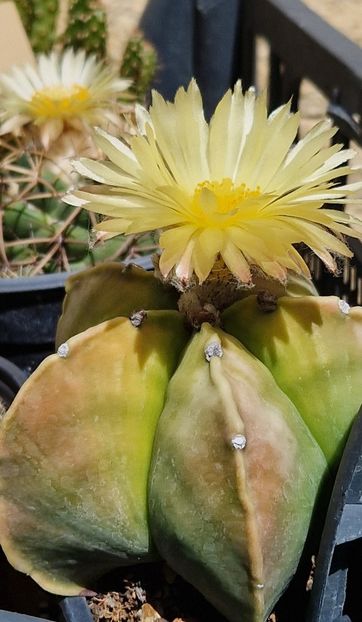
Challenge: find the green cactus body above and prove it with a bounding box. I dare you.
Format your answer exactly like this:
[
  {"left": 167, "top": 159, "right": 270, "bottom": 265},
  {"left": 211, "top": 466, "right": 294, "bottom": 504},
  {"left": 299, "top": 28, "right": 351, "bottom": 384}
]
[
  {"left": 62, "top": 0, "right": 106, "bottom": 57},
  {"left": 55, "top": 263, "right": 179, "bottom": 345},
  {"left": 3, "top": 201, "right": 58, "bottom": 241},
  {"left": 30, "top": 0, "right": 59, "bottom": 54},
  {"left": 1, "top": 149, "right": 153, "bottom": 273},
  {"left": 149, "top": 324, "right": 327, "bottom": 622},
  {"left": 0, "top": 264, "right": 361, "bottom": 620},
  {"left": 0, "top": 309, "right": 189, "bottom": 594},
  {"left": 223, "top": 295, "right": 362, "bottom": 466},
  {"left": 121, "top": 37, "right": 157, "bottom": 101}
]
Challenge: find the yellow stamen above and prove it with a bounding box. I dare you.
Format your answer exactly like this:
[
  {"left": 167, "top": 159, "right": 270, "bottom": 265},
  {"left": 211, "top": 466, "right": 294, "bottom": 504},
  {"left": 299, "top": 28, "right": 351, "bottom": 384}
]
[
  {"left": 191, "top": 178, "right": 261, "bottom": 227},
  {"left": 28, "top": 85, "right": 92, "bottom": 120}
]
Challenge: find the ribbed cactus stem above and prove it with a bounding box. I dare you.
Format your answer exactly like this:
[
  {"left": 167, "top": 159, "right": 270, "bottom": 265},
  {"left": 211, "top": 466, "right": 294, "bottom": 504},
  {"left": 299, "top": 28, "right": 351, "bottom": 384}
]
[
  {"left": 1, "top": 139, "right": 157, "bottom": 275},
  {"left": 30, "top": 0, "right": 60, "bottom": 53},
  {"left": 121, "top": 37, "right": 157, "bottom": 101},
  {"left": 62, "top": 0, "right": 106, "bottom": 57}
]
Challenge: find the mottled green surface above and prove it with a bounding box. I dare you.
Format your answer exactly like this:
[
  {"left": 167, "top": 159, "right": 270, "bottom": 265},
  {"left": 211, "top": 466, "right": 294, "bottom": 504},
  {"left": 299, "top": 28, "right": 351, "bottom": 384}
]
[
  {"left": 2, "top": 266, "right": 360, "bottom": 620},
  {"left": 223, "top": 295, "right": 362, "bottom": 466},
  {"left": 56, "top": 263, "right": 179, "bottom": 347},
  {"left": 0, "top": 311, "right": 189, "bottom": 594},
  {"left": 149, "top": 324, "right": 326, "bottom": 622}
]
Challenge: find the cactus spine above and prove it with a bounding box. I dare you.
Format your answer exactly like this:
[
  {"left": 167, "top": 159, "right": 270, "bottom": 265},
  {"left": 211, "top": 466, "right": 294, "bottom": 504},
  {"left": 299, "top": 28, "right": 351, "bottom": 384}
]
[{"left": 0, "top": 139, "right": 156, "bottom": 276}]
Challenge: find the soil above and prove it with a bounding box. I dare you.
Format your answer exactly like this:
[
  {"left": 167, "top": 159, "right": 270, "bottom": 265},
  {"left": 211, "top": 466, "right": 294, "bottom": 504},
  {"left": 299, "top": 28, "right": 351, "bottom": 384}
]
[{"left": 84, "top": 560, "right": 312, "bottom": 622}]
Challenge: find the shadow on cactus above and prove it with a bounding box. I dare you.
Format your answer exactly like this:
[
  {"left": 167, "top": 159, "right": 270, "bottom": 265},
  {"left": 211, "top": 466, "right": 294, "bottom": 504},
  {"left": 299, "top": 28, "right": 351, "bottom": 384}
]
[{"left": 1, "top": 82, "right": 362, "bottom": 622}]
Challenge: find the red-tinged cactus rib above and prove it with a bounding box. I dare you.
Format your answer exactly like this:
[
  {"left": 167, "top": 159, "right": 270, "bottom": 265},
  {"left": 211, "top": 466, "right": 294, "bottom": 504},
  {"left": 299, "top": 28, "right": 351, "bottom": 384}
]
[
  {"left": 223, "top": 295, "right": 362, "bottom": 467},
  {"left": 149, "top": 324, "right": 327, "bottom": 622},
  {"left": 0, "top": 311, "right": 189, "bottom": 595},
  {"left": 56, "top": 263, "right": 179, "bottom": 346}
]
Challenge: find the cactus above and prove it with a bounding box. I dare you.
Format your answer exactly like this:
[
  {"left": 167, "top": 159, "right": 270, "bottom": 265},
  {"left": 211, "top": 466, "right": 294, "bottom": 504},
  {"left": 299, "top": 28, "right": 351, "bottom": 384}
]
[
  {"left": 0, "top": 310, "right": 190, "bottom": 592},
  {"left": 1, "top": 82, "right": 362, "bottom": 621},
  {"left": 121, "top": 37, "right": 157, "bottom": 102},
  {"left": 13, "top": 0, "right": 104, "bottom": 56},
  {"left": 29, "top": 0, "right": 59, "bottom": 53},
  {"left": 149, "top": 324, "right": 327, "bottom": 621},
  {"left": 12, "top": 0, "right": 34, "bottom": 34},
  {"left": 0, "top": 138, "right": 156, "bottom": 275},
  {"left": 10, "top": 0, "right": 156, "bottom": 103},
  {"left": 62, "top": 0, "right": 107, "bottom": 58}
]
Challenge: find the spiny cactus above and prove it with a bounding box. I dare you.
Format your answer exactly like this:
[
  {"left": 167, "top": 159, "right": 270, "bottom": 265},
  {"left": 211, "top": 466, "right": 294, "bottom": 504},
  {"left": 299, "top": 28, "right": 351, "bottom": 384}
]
[
  {"left": 0, "top": 137, "right": 157, "bottom": 276},
  {"left": 11, "top": 0, "right": 34, "bottom": 34},
  {"left": 10, "top": 0, "right": 156, "bottom": 103},
  {"left": 30, "top": 0, "right": 59, "bottom": 54},
  {"left": 121, "top": 37, "right": 157, "bottom": 102},
  {"left": 12, "top": 0, "right": 109, "bottom": 59},
  {"left": 62, "top": 0, "right": 107, "bottom": 58},
  {"left": 1, "top": 82, "right": 362, "bottom": 622}
]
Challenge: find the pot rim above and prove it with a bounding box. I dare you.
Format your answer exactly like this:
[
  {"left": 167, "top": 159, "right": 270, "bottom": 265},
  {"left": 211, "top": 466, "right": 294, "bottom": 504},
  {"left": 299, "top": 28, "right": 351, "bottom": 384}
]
[{"left": 0, "top": 257, "right": 153, "bottom": 294}]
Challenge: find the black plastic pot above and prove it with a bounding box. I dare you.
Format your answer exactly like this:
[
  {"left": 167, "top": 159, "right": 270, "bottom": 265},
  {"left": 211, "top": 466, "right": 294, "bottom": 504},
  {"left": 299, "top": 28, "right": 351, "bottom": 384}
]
[
  {"left": 308, "top": 406, "right": 362, "bottom": 622},
  {"left": 0, "top": 273, "right": 68, "bottom": 376},
  {"left": 0, "top": 258, "right": 153, "bottom": 378},
  {"left": 0, "top": 356, "right": 27, "bottom": 409}
]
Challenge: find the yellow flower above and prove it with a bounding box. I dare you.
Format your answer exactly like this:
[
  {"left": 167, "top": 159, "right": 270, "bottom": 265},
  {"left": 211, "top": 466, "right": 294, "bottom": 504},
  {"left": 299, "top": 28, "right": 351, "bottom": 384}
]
[
  {"left": 66, "top": 80, "right": 362, "bottom": 284},
  {"left": 0, "top": 49, "right": 130, "bottom": 151}
]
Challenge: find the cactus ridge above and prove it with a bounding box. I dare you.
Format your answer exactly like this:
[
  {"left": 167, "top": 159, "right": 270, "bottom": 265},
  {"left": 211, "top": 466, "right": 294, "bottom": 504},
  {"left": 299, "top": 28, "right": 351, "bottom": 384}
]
[
  {"left": 55, "top": 263, "right": 179, "bottom": 345},
  {"left": 223, "top": 295, "right": 362, "bottom": 466},
  {"left": 62, "top": 0, "right": 107, "bottom": 58},
  {"left": 149, "top": 323, "right": 327, "bottom": 621},
  {"left": 0, "top": 311, "right": 189, "bottom": 594},
  {"left": 0, "top": 139, "right": 157, "bottom": 276},
  {"left": 120, "top": 37, "right": 157, "bottom": 101}
]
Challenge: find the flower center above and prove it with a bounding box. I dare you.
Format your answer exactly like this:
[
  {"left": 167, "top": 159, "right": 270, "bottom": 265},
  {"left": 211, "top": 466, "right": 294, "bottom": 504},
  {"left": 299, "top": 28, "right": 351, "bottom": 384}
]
[
  {"left": 28, "top": 85, "right": 92, "bottom": 120},
  {"left": 191, "top": 178, "right": 261, "bottom": 227}
]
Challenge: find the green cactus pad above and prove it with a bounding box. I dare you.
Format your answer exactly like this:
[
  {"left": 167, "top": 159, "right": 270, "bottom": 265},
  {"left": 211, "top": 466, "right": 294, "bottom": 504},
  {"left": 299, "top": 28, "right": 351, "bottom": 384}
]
[
  {"left": 223, "top": 295, "right": 362, "bottom": 466},
  {"left": 0, "top": 311, "right": 189, "bottom": 595},
  {"left": 56, "top": 264, "right": 179, "bottom": 346},
  {"left": 149, "top": 324, "right": 326, "bottom": 622}
]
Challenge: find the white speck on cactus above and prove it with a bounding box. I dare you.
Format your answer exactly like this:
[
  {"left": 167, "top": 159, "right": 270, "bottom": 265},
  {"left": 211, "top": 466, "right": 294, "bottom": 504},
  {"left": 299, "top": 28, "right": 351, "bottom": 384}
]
[
  {"left": 204, "top": 342, "right": 223, "bottom": 361},
  {"left": 230, "top": 434, "right": 247, "bottom": 450},
  {"left": 130, "top": 310, "right": 148, "bottom": 327},
  {"left": 57, "top": 343, "right": 69, "bottom": 358},
  {"left": 338, "top": 299, "right": 350, "bottom": 315},
  {"left": 256, "top": 583, "right": 264, "bottom": 589}
]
